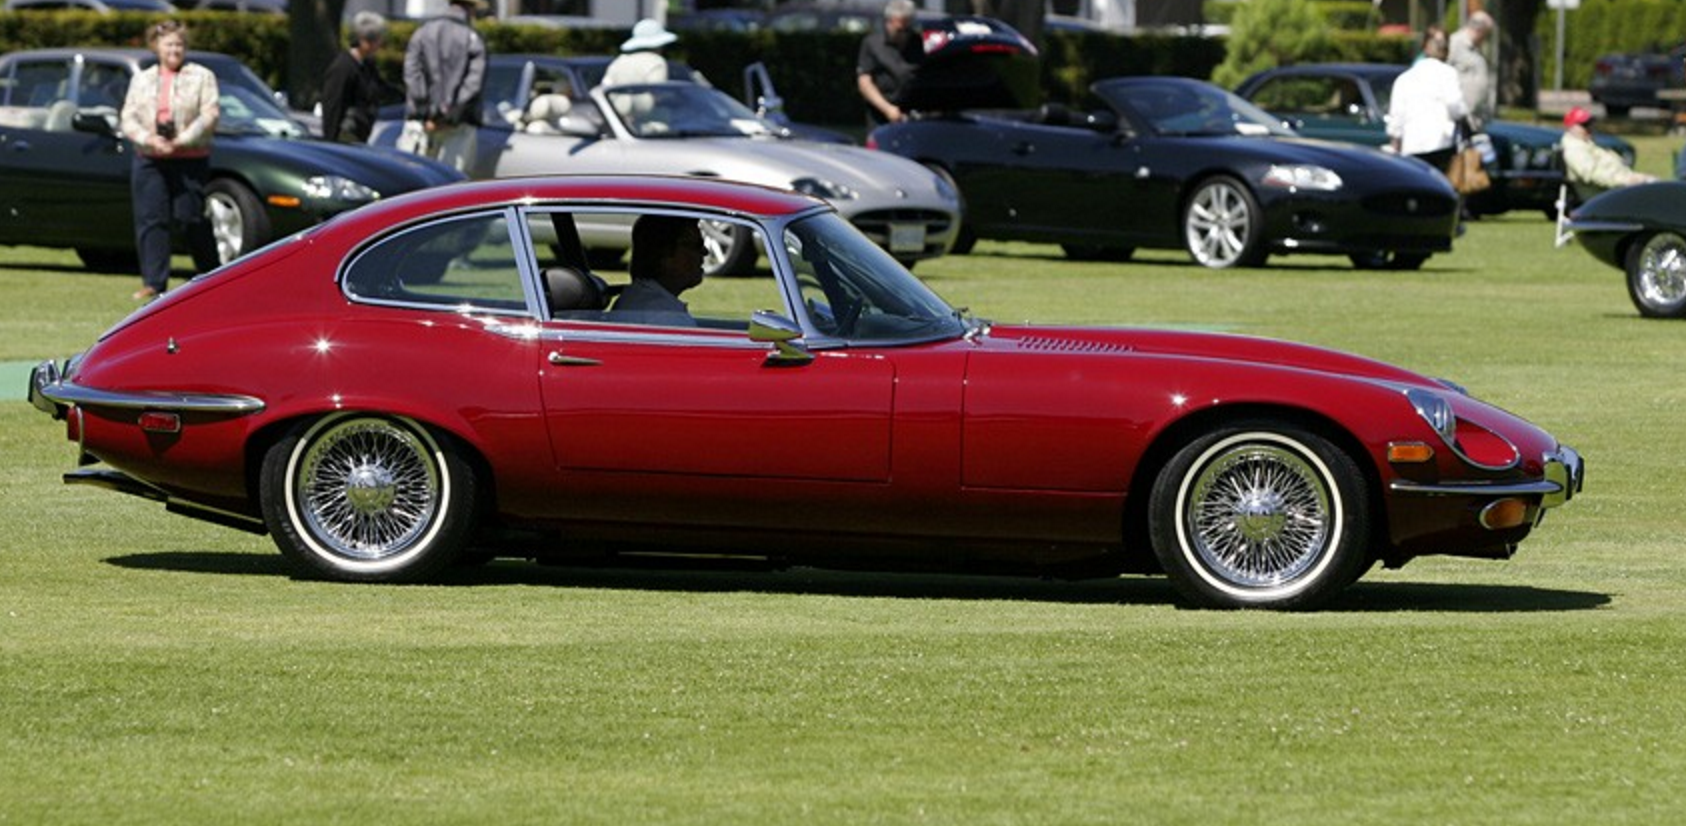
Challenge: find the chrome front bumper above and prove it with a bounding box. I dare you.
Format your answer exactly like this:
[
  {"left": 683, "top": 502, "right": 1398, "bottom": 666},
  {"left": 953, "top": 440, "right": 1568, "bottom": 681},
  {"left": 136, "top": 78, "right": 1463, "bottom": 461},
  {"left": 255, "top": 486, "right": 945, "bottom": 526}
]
[{"left": 1389, "top": 445, "right": 1585, "bottom": 508}]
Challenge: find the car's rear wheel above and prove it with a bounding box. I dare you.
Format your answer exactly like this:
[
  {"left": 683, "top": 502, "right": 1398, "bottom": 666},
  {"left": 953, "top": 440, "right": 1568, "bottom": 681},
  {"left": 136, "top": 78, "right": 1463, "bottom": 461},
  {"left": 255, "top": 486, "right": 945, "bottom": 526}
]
[
  {"left": 261, "top": 413, "right": 477, "bottom": 583},
  {"left": 1624, "top": 231, "right": 1686, "bottom": 318},
  {"left": 206, "top": 178, "right": 270, "bottom": 266},
  {"left": 1148, "top": 421, "right": 1371, "bottom": 610},
  {"left": 1183, "top": 176, "right": 1266, "bottom": 269},
  {"left": 702, "top": 219, "right": 755, "bottom": 276}
]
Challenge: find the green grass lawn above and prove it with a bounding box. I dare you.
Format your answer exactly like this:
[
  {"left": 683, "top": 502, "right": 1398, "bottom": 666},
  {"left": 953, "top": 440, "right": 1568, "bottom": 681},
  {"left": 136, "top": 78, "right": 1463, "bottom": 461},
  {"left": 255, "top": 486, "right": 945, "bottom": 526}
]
[{"left": 5, "top": 144, "right": 1686, "bottom": 824}]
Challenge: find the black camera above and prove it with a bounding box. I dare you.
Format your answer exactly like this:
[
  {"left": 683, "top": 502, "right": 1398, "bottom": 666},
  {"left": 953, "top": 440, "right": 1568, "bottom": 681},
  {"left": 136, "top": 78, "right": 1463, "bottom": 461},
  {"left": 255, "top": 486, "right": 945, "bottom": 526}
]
[{"left": 156, "top": 120, "right": 177, "bottom": 140}]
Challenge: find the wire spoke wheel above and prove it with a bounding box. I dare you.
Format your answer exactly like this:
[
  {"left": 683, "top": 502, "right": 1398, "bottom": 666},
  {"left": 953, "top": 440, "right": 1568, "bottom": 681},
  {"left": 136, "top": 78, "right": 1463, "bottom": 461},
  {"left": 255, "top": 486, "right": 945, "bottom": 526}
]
[
  {"left": 1149, "top": 423, "right": 1369, "bottom": 610},
  {"left": 1185, "top": 443, "right": 1330, "bottom": 587},
  {"left": 296, "top": 418, "right": 441, "bottom": 560},
  {"left": 1627, "top": 231, "right": 1686, "bottom": 318},
  {"left": 262, "top": 414, "right": 476, "bottom": 582}
]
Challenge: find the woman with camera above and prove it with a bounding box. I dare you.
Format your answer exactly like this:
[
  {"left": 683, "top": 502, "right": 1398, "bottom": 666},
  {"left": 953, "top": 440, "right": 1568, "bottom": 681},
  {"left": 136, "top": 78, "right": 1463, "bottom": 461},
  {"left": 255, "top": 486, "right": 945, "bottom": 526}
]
[{"left": 120, "top": 20, "right": 220, "bottom": 302}]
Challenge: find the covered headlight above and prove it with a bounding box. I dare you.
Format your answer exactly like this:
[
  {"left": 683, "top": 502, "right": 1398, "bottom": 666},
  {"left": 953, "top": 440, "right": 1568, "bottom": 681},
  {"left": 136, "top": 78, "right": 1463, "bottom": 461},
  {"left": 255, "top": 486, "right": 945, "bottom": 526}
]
[
  {"left": 791, "top": 177, "right": 858, "bottom": 201},
  {"left": 303, "top": 175, "right": 380, "bottom": 204},
  {"left": 1261, "top": 164, "right": 1342, "bottom": 191},
  {"left": 1402, "top": 387, "right": 1519, "bottom": 470},
  {"left": 1405, "top": 387, "right": 1457, "bottom": 444}
]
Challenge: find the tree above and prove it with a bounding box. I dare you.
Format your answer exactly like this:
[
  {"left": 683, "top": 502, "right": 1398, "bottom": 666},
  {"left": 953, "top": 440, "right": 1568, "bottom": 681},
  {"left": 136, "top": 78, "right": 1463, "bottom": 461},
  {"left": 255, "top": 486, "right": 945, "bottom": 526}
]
[
  {"left": 1210, "top": 0, "right": 1333, "bottom": 89},
  {"left": 288, "top": 0, "right": 348, "bottom": 111}
]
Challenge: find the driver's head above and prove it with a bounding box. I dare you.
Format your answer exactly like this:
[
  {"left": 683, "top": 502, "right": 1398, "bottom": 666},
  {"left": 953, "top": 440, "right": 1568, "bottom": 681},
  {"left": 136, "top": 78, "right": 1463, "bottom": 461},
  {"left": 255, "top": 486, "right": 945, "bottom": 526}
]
[{"left": 631, "top": 215, "right": 705, "bottom": 295}]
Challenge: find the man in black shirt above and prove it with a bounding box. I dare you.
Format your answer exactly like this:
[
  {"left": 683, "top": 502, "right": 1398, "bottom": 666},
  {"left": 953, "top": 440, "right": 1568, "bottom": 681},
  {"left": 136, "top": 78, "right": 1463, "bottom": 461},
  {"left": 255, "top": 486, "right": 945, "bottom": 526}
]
[
  {"left": 320, "top": 12, "right": 396, "bottom": 144},
  {"left": 855, "top": 0, "right": 922, "bottom": 125}
]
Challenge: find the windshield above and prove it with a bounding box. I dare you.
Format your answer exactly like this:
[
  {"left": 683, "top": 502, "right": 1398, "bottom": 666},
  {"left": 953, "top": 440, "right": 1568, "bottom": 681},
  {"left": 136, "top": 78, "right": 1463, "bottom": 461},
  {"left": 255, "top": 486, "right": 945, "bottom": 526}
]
[
  {"left": 784, "top": 213, "right": 965, "bottom": 343},
  {"left": 1101, "top": 79, "right": 1295, "bottom": 138},
  {"left": 603, "top": 83, "right": 779, "bottom": 138},
  {"left": 216, "top": 83, "right": 305, "bottom": 138}
]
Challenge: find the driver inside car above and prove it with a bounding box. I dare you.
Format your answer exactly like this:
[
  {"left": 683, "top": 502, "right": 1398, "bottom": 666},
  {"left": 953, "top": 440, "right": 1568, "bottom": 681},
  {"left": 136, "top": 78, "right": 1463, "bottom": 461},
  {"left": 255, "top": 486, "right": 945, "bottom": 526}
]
[{"left": 608, "top": 214, "right": 704, "bottom": 326}]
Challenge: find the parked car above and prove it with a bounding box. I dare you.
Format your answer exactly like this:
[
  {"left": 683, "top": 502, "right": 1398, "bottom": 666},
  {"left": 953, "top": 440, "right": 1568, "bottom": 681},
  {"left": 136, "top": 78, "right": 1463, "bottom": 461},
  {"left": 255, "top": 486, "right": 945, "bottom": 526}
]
[
  {"left": 1235, "top": 63, "right": 1638, "bottom": 218},
  {"left": 873, "top": 75, "right": 1460, "bottom": 269},
  {"left": 1564, "top": 180, "right": 1686, "bottom": 317},
  {"left": 26, "top": 175, "right": 1583, "bottom": 610},
  {"left": 1590, "top": 44, "right": 1686, "bottom": 118},
  {"left": 370, "top": 56, "right": 958, "bottom": 275},
  {"left": 0, "top": 48, "right": 462, "bottom": 271}
]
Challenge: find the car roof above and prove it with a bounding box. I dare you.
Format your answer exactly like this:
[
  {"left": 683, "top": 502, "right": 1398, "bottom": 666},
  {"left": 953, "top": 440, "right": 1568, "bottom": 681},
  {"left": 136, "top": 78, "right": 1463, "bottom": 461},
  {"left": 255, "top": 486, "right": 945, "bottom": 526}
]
[{"left": 342, "top": 176, "right": 827, "bottom": 233}]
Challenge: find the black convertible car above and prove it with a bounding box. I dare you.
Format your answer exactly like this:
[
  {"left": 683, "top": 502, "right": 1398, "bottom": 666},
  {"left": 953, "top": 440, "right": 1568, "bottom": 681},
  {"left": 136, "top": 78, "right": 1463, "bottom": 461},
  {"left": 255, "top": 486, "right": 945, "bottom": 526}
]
[
  {"left": 870, "top": 74, "right": 1459, "bottom": 269},
  {"left": 0, "top": 48, "right": 462, "bottom": 271}
]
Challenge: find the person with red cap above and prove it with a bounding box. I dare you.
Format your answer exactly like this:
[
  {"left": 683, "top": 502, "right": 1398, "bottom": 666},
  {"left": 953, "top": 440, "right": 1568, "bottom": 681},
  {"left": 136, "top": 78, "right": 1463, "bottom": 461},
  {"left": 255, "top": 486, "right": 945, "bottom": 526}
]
[{"left": 1561, "top": 106, "right": 1655, "bottom": 195}]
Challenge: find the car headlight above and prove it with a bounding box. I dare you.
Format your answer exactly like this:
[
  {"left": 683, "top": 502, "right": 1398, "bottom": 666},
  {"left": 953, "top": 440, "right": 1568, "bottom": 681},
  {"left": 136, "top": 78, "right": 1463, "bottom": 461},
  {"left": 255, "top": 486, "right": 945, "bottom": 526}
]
[
  {"left": 1261, "top": 164, "right": 1342, "bottom": 191},
  {"left": 303, "top": 175, "right": 380, "bottom": 204},
  {"left": 1405, "top": 387, "right": 1457, "bottom": 444},
  {"left": 1402, "top": 386, "right": 1519, "bottom": 470},
  {"left": 790, "top": 177, "right": 857, "bottom": 201}
]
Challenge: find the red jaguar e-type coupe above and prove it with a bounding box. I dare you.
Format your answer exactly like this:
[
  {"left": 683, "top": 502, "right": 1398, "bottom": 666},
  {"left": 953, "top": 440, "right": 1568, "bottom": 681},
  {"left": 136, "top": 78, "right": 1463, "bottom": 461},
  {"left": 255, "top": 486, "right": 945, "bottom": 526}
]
[{"left": 28, "top": 176, "right": 1582, "bottom": 609}]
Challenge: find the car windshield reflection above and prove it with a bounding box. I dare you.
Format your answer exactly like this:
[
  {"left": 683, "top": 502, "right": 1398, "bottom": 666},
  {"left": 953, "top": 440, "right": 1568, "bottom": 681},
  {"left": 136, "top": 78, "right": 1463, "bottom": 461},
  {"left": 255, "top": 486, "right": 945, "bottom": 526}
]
[
  {"left": 604, "top": 83, "right": 780, "bottom": 139},
  {"left": 1108, "top": 80, "right": 1295, "bottom": 138},
  {"left": 784, "top": 213, "right": 965, "bottom": 342},
  {"left": 215, "top": 83, "right": 305, "bottom": 138}
]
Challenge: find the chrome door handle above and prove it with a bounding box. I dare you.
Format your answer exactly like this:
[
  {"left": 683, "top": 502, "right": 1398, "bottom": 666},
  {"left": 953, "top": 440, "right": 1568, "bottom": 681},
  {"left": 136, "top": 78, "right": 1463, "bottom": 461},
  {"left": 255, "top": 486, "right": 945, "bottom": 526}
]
[{"left": 548, "top": 351, "right": 601, "bottom": 367}]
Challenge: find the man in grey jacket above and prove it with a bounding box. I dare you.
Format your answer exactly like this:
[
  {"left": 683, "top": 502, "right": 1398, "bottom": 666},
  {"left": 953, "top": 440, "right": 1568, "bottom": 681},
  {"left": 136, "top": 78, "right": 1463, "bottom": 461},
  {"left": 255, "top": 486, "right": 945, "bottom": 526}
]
[
  {"left": 1448, "top": 11, "right": 1494, "bottom": 130},
  {"left": 401, "top": 0, "right": 487, "bottom": 174}
]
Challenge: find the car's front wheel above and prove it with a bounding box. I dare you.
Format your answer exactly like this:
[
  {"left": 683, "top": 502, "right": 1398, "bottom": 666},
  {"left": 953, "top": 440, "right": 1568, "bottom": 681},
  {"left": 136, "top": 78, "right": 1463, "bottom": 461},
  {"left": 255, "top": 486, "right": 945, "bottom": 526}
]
[
  {"left": 205, "top": 178, "right": 270, "bottom": 266},
  {"left": 1624, "top": 230, "right": 1686, "bottom": 318},
  {"left": 1148, "top": 421, "right": 1371, "bottom": 610},
  {"left": 1183, "top": 176, "right": 1266, "bottom": 269},
  {"left": 261, "top": 413, "right": 478, "bottom": 582}
]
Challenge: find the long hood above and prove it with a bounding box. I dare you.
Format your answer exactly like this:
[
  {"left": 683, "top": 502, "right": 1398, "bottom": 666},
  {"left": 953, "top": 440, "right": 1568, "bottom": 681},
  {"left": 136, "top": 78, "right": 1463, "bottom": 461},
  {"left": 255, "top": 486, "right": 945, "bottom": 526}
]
[
  {"left": 616, "top": 137, "right": 957, "bottom": 206},
  {"left": 1202, "top": 135, "right": 1440, "bottom": 177},
  {"left": 219, "top": 135, "right": 465, "bottom": 192},
  {"left": 984, "top": 324, "right": 1436, "bottom": 387}
]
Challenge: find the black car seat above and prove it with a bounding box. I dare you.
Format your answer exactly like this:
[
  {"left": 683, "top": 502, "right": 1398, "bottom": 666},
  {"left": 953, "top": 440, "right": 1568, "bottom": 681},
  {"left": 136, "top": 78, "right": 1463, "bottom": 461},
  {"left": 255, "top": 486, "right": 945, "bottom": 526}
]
[{"left": 542, "top": 266, "right": 610, "bottom": 314}]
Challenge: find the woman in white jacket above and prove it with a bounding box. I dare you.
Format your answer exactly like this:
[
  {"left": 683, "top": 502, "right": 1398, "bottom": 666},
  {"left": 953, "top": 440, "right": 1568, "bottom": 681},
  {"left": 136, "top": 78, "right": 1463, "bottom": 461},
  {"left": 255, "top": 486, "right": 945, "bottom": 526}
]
[{"left": 1386, "top": 27, "right": 1467, "bottom": 175}]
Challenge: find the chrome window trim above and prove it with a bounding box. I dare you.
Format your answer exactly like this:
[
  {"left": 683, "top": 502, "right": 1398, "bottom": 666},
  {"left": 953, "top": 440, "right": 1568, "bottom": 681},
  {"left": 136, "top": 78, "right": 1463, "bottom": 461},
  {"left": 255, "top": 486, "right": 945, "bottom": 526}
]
[{"left": 339, "top": 206, "right": 539, "bottom": 319}]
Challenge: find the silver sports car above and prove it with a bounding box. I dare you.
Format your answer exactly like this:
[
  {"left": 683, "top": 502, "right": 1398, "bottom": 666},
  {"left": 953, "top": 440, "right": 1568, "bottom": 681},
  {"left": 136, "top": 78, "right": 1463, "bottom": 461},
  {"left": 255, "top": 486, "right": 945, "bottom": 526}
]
[{"left": 373, "top": 67, "right": 959, "bottom": 276}]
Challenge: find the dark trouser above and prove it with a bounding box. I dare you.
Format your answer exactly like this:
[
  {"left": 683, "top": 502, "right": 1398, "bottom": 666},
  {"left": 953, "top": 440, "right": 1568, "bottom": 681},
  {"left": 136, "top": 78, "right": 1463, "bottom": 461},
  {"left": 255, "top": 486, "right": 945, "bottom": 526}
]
[{"left": 131, "top": 153, "right": 216, "bottom": 292}]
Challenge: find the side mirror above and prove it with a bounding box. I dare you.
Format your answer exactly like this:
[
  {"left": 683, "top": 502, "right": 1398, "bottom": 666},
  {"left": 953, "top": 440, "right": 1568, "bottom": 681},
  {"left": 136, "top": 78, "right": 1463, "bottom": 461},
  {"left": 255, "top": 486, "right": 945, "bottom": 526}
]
[
  {"left": 72, "top": 111, "right": 117, "bottom": 137},
  {"left": 748, "top": 310, "right": 813, "bottom": 367},
  {"left": 742, "top": 62, "right": 784, "bottom": 119}
]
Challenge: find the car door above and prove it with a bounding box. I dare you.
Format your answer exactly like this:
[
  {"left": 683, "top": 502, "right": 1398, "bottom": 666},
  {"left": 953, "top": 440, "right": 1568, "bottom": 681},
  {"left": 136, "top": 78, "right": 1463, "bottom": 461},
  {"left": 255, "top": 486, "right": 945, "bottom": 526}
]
[
  {"left": 955, "top": 112, "right": 1141, "bottom": 244},
  {"left": 528, "top": 209, "right": 898, "bottom": 532},
  {"left": 0, "top": 55, "right": 132, "bottom": 247}
]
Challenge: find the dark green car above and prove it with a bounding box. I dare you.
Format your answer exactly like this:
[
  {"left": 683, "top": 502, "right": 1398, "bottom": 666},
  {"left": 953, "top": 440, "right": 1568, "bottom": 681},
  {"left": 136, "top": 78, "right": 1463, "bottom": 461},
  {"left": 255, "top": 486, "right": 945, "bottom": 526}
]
[
  {"left": 1236, "top": 63, "right": 1636, "bottom": 218},
  {"left": 0, "top": 48, "right": 463, "bottom": 271}
]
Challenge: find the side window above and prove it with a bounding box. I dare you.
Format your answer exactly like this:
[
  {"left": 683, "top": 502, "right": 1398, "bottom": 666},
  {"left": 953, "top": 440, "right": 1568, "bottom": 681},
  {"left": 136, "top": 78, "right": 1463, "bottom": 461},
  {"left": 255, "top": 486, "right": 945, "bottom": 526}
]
[
  {"left": 532, "top": 207, "right": 784, "bottom": 330},
  {"left": 1251, "top": 77, "right": 1344, "bottom": 116},
  {"left": 344, "top": 211, "right": 531, "bottom": 315},
  {"left": 12, "top": 61, "right": 71, "bottom": 107},
  {"left": 78, "top": 63, "right": 131, "bottom": 110}
]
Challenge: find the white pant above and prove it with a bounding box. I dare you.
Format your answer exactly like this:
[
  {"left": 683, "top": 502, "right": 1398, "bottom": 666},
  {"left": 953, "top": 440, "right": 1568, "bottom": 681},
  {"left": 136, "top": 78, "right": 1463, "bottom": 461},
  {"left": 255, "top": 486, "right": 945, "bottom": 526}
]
[{"left": 398, "top": 120, "right": 478, "bottom": 176}]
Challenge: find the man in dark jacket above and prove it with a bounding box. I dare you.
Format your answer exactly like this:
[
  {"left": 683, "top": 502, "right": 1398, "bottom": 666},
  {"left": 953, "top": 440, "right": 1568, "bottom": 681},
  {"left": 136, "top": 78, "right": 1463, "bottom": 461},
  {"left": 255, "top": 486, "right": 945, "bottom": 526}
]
[
  {"left": 320, "top": 11, "right": 395, "bottom": 144},
  {"left": 856, "top": 0, "right": 922, "bottom": 125},
  {"left": 401, "top": 0, "right": 487, "bottom": 173}
]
